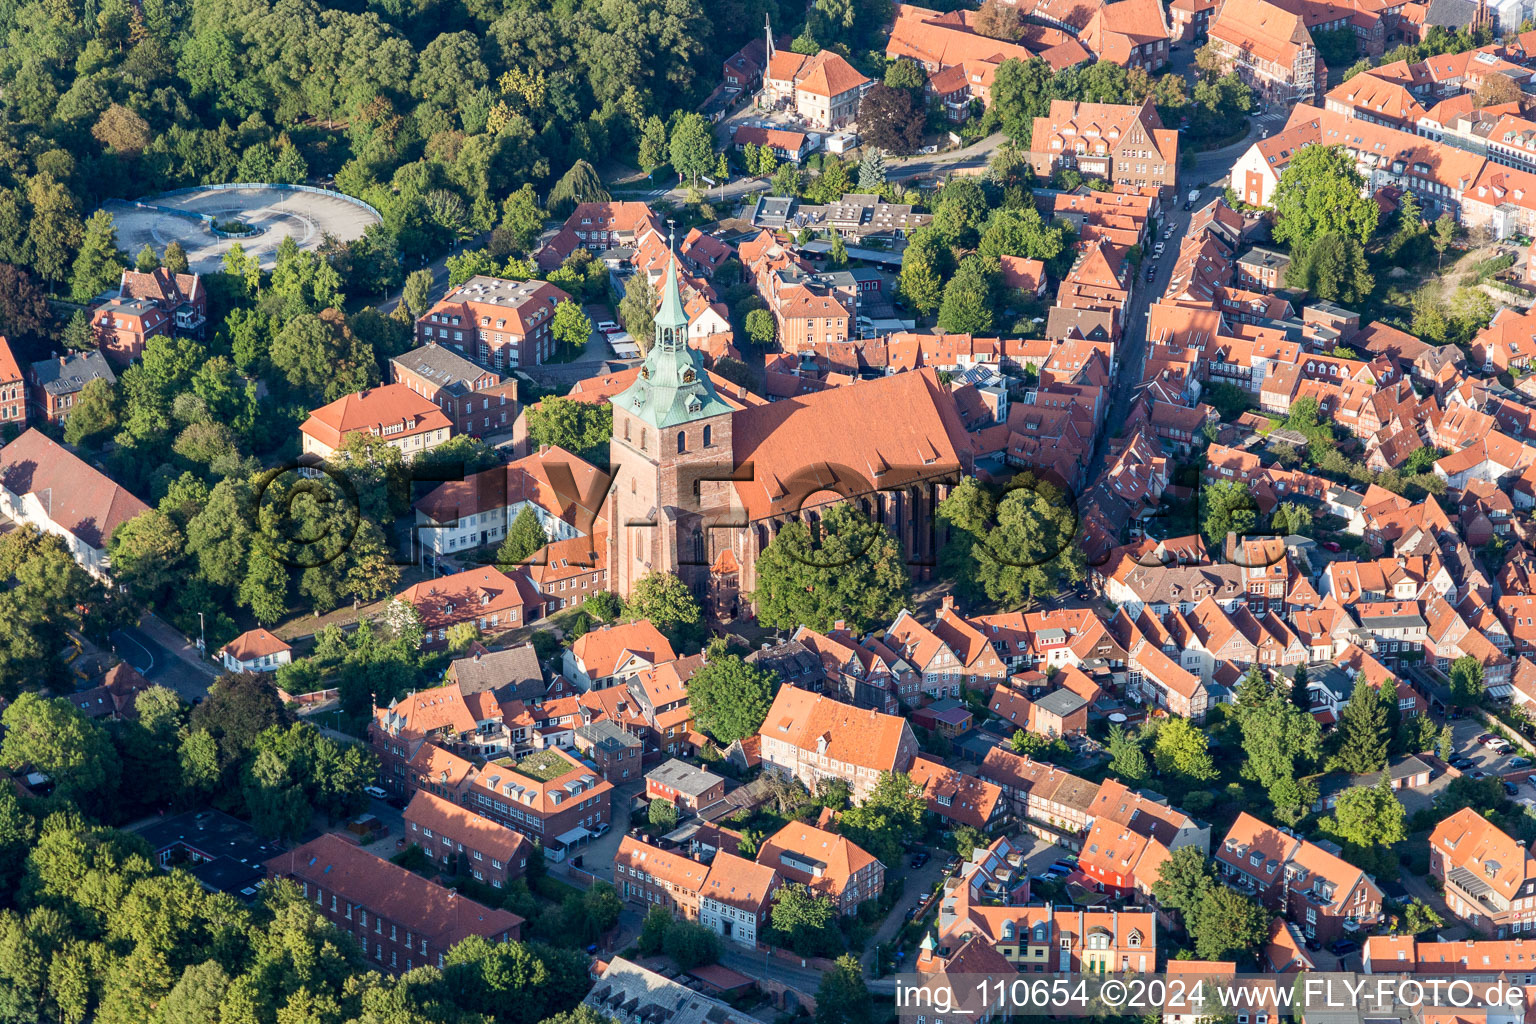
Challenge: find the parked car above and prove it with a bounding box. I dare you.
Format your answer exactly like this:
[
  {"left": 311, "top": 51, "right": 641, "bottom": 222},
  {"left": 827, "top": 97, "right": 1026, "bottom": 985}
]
[
  {"left": 911, "top": 852, "right": 930, "bottom": 868},
  {"left": 596, "top": 320, "right": 619, "bottom": 334},
  {"left": 1321, "top": 541, "right": 1342, "bottom": 552},
  {"left": 1504, "top": 781, "right": 1520, "bottom": 796},
  {"left": 1146, "top": 268, "right": 1156, "bottom": 281},
  {"left": 363, "top": 785, "right": 388, "bottom": 800},
  {"left": 1471, "top": 770, "right": 1490, "bottom": 780},
  {"left": 944, "top": 856, "right": 961, "bottom": 873},
  {"left": 1451, "top": 757, "right": 1475, "bottom": 769},
  {"left": 1517, "top": 756, "right": 1535, "bottom": 769},
  {"left": 1330, "top": 940, "right": 1359, "bottom": 957},
  {"left": 1477, "top": 733, "right": 1495, "bottom": 746},
  {"left": 592, "top": 821, "right": 611, "bottom": 838}
]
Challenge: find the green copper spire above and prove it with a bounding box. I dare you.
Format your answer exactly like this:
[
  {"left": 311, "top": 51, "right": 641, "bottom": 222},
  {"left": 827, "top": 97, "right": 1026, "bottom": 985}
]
[
  {"left": 612, "top": 240, "right": 733, "bottom": 429},
  {"left": 655, "top": 255, "right": 688, "bottom": 349}
]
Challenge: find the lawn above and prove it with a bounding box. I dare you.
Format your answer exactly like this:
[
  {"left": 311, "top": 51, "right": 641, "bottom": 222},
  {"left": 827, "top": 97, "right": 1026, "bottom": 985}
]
[{"left": 506, "top": 749, "right": 575, "bottom": 782}]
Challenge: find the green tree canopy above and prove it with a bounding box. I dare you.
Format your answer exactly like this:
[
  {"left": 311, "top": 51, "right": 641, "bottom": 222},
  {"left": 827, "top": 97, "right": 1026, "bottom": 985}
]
[
  {"left": 751, "top": 502, "right": 911, "bottom": 633},
  {"left": 1271, "top": 145, "right": 1379, "bottom": 256},
  {"left": 686, "top": 647, "right": 775, "bottom": 744}
]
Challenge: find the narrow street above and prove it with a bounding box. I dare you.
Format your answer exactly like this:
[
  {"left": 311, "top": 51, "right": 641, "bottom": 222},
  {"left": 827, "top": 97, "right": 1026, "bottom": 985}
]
[{"left": 1081, "top": 118, "right": 1266, "bottom": 485}]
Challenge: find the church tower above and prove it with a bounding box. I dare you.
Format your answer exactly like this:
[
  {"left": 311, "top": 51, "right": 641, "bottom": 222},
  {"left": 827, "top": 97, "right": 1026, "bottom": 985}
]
[{"left": 607, "top": 241, "right": 736, "bottom": 602}]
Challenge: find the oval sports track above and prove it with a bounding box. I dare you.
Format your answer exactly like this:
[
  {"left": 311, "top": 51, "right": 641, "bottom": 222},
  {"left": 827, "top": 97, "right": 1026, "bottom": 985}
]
[{"left": 102, "top": 185, "right": 382, "bottom": 273}]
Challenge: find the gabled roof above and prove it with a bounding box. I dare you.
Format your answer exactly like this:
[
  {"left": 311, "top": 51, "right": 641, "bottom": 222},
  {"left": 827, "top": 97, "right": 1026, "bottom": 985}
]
[
  {"left": 0, "top": 429, "right": 150, "bottom": 549},
  {"left": 268, "top": 833, "right": 523, "bottom": 945}
]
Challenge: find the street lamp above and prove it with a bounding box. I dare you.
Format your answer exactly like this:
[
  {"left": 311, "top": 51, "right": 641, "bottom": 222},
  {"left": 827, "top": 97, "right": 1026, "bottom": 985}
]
[{"left": 197, "top": 612, "right": 206, "bottom": 658}]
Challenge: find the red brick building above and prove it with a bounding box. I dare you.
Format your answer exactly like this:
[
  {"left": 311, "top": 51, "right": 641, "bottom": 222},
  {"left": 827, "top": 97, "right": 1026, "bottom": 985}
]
[
  {"left": 29, "top": 350, "right": 116, "bottom": 425},
  {"left": 403, "top": 789, "right": 531, "bottom": 888},
  {"left": 300, "top": 383, "right": 454, "bottom": 464},
  {"left": 390, "top": 343, "right": 520, "bottom": 437},
  {"left": 395, "top": 566, "right": 541, "bottom": 646},
  {"left": 460, "top": 748, "right": 614, "bottom": 856},
  {"left": 266, "top": 833, "right": 523, "bottom": 973},
  {"left": 415, "top": 277, "right": 572, "bottom": 370},
  {"left": 0, "top": 337, "right": 25, "bottom": 427},
  {"left": 91, "top": 268, "right": 207, "bottom": 364}
]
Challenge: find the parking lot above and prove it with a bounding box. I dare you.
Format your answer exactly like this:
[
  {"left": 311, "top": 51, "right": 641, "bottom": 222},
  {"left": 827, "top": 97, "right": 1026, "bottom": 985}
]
[{"left": 1447, "top": 718, "right": 1533, "bottom": 779}]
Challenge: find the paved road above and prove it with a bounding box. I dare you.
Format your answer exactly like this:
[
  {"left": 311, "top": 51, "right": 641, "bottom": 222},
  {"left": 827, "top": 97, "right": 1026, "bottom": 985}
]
[
  {"left": 1081, "top": 116, "right": 1265, "bottom": 485},
  {"left": 378, "top": 232, "right": 490, "bottom": 314},
  {"left": 110, "top": 612, "right": 219, "bottom": 703}
]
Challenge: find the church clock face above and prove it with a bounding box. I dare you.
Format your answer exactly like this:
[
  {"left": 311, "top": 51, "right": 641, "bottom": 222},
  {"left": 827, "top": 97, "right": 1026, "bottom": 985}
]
[{"left": 682, "top": 368, "right": 696, "bottom": 384}]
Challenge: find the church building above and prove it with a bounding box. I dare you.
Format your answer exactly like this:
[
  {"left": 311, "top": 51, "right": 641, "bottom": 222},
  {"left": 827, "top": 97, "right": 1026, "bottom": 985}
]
[{"left": 604, "top": 245, "right": 973, "bottom": 617}]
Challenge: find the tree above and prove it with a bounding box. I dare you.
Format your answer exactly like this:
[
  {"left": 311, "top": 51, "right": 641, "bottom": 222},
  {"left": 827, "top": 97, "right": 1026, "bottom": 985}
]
[
  {"left": 1289, "top": 232, "right": 1373, "bottom": 303},
  {"left": 25, "top": 176, "right": 83, "bottom": 287},
  {"left": 978, "top": 206, "right": 1067, "bottom": 263},
  {"left": 938, "top": 475, "right": 1085, "bottom": 609},
  {"left": 62, "top": 377, "right": 118, "bottom": 447},
  {"left": 1152, "top": 717, "right": 1218, "bottom": 782},
  {"left": 93, "top": 103, "right": 151, "bottom": 154},
  {"left": 839, "top": 771, "right": 926, "bottom": 866},
  {"left": 859, "top": 84, "right": 924, "bottom": 155},
  {"left": 1404, "top": 898, "right": 1444, "bottom": 936},
  {"left": 163, "top": 241, "right": 189, "bottom": 276},
  {"left": 687, "top": 649, "right": 775, "bottom": 744},
  {"left": 545, "top": 160, "right": 610, "bottom": 219},
  {"left": 1290, "top": 663, "right": 1312, "bottom": 712},
  {"left": 1270, "top": 502, "right": 1313, "bottom": 537},
  {"left": 189, "top": 672, "right": 291, "bottom": 765},
  {"left": 0, "top": 694, "right": 119, "bottom": 813},
  {"left": 1187, "top": 886, "right": 1269, "bottom": 961},
  {"left": 1107, "top": 725, "right": 1148, "bottom": 782},
  {"left": 937, "top": 254, "right": 995, "bottom": 335},
  {"left": 648, "top": 798, "right": 678, "bottom": 830},
  {"left": 989, "top": 57, "right": 1055, "bottom": 145},
  {"left": 1433, "top": 213, "right": 1458, "bottom": 267},
  {"left": 524, "top": 396, "right": 612, "bottom": 463},
  {"left": 626, "top": 571, "right": 704, "bottom": 644},
  {"left": 638, "top": 116, "right": 670, "bottom": 172},
  {"left": 1449, "top": 655, "right": 1484, "bottom": 708},
  {"left": 931, "top": 178, "right": 990, "bottom": 248},
  {"left": 975, "top": 0, "right": 1027, "bottom": 38},
  {"left": 662, "top": 920, "right": 721, "bottom": 970},
  {"left": 135, "top": 243, "right": 161, "bottom": 274},
  {"left": 401, "top": 268, "right": 435, "bottom": 318},
  {"left": 619, "top": 273, "right": 657, "bottom": 351},
  {"left": 827, "top": 234, "right": 848, "bottom": 269},
  {"left": 109, "top": 510, "right": 185, "bottom": 606},
  {"left": 744, "top": 307, "right": 776, "bottom": 347},
  {"left": 550, "top": 299, "right": 593, "bottom": 352},
  {"left": 1331, "top": 674, "right": 1388, "bottom": 773},
  {"left": 497, "top": 506, "right": 548, "bottom": 566},
  {"left": 669, "top": 114, "right": 716, "bottom": 189},
  {"left": 886, "top": 59, "right": 927, "bottom": 91},
  {"left": 771, "top": 883, "right": 839, "bottom": 956},
  {"left": 1151, "top": 845, "right": 1215, "bottom": 919},
  {"left": 898, "top": 228, "right": 949, "bottom": 315},
  {"left": 1232, "top": 666, "right": 1322, "bottom": 795},
  {"left": 1270, "top": 145, "right": 1378, "bottom": 257},
  {"left": 1201, "top": 478, "right": 1258, "bottom": 548},
  {"left": 71, "top": 211, "right": 127, "bottom": 303},
  {"left": 1476, "top": 71, "right": 1522, "bottom": 105},
  {"left": 858, "top": 148, "right": 887, "bottom": 191},
  {"left": 751, "top": 502, "right": 910, "bottom": 633},
  {"left": 1320, "top": 774, "right": 1406, "bottom": 850},
  {"left": 816, "top": 955, "right": 872, "bottom": 1024}
]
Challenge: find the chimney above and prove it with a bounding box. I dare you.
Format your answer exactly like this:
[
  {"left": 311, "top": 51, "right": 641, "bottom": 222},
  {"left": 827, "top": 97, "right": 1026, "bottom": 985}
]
[
  {"left": 941, "top": 595, "right": 956, "bottom": 614},
  {"left": 834, "top": 619, "right": 846, "bottom": 631}
]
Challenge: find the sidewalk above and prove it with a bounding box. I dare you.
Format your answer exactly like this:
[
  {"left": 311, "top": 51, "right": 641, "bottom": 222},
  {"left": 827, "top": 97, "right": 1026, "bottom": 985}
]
[{"left": 138, "top": 612, "right": 219, "bottom": 678}]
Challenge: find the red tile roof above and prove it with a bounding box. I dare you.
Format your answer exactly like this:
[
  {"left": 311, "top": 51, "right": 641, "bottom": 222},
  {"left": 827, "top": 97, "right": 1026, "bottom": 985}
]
[
  {"left": 301, "top": 384, "right": 453, "bottom": 451},
  {"left": 0, "top": 429, "right": 150, "bottom": 549},
  {"left": 267, "top": 833, "right": 523, "bottom": 947}
]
